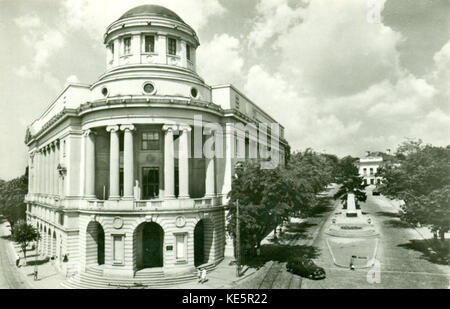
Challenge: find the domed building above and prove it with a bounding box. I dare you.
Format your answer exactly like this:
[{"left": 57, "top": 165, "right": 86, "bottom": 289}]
[{"left": 24, "top": 5, "right": 289, "bottom": 287}]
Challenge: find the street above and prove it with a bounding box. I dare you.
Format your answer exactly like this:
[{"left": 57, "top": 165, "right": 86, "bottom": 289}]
[
  {"left": 302, "top": 192, "right": 450, "bottom": 288},
  {"left": 235, "top": 190, "right": 450, "bottom": 289},
  {"left": 0, "top": 220, "right": 29, "bottom": 289}
]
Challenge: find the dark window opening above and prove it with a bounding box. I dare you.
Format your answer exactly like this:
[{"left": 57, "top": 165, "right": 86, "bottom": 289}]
[
  {"left": 142, "top": 167, "right": 159, "bottom": 200},
  {"left": 186, "top": 44, "right": 191, "bottom": 61},
  {"left": 168, "top": 38, "right": 177, "bottom": 55},
  {"left": 141, "top": 131, "right": 160, "bottom": 150},
  {"left": 144, "top": 35, "right": 155, "bottom": 53}
]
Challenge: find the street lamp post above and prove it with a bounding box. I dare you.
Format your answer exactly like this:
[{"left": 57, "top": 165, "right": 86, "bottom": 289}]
[{"left": 236, "top": 199, "right": 240, "bottom": 277}]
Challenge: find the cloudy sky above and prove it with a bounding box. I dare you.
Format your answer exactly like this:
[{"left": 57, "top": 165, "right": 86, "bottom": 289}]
[{"left": 0, "top": 0, "right": 449, "bottom": 180}]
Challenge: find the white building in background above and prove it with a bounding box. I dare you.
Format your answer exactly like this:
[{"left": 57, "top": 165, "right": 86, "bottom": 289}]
[
  {"left": 357, "top": 154, "right": 383, "bottom": 185},
  {"left": 24, "top": 5, "right": 289, "bottom": 287}
]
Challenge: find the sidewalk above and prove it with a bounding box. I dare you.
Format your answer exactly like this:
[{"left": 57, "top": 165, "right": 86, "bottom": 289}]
[{"left": 0, "top": 221, "right": 64, "bottom": 289}]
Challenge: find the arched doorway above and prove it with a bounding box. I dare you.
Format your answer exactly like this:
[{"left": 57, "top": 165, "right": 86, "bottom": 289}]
[
  {"left": 194, "top": 219, "right": 213, "bottom": 267},
  {"left": 134, "top": 222, "right": 164, "bottom": 270},
  {"left": 47, "top": 229, "right": 51, "bottom": 256},
  {"left": 52, "top": 231, "right": 57, "bottom": 257},
  {"left": 194, "top": 220, "right": 205, "bottom": 266},
  {"left": 86, "top": 221, "right": 105, "bottom": 266}
]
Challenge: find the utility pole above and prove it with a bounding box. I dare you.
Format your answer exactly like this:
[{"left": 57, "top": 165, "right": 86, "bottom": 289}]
[
  {"left": 34, "top": 237, "right": 38, "bottom": 280},
  {"left": 236, "top": 199, "right": 240, "bottom": 277}
]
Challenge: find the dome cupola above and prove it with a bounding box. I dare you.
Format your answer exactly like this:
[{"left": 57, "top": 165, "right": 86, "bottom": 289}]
[{"left": 103, "top": 4, "right": 200, "bottom": 72}]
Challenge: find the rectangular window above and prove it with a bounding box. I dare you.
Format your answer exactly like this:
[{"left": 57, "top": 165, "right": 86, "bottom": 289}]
[
  {"left": 186, "top": 44, "right": 191, "bottom": 61},
  {"left": 370, "top": 168, "right": 374, "bottom": 175},
  {"left": 142, "top": 167, "right": 159, "bottom": 200},
  {"left": 119, "top": 168, "right": 124, "bottom": 196},
  {"left": 168, "top": 38, "right": 177, "bottom": 55},
  {"left": 144, "top": 35, "right": 155, "bottom": 53},
  {"left": 175, "top": 234, "right": 186, "bottom": 260},
  {"left": 235, "top": 95, "right": 240, "bottom": 110},
  {"left": 141, "top": 132, "right": 160, "bottom": 150},
  {"left": 113, "top": 235, "right": 124, "bottom": 264},
  {"left": 110, "top": 43, "right": 114, "bottom": 57},
  {"left": 58, "top": 212, "right": 64, "bottom": 226},
  {"left": 123, "top": 37, "right": 131, "bottom": 55}
]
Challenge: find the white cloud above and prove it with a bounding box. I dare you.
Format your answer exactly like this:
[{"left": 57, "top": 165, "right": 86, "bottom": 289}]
[
  {"left": 248, "top": 0, "right": 304, "bottom": 49},
  {"left": 197, "top": 34, "right": 244, "bottom": 85},
  {"left": 274, "top": 0, "right": 403, "bottom": 97},
  {"left": 65, "top": 75, "right": 80, "bottom": 85},
  {"left": 62, "top": 0, "right": 225, "bottom": 43},
  {"left": 243, "top": 0, "right": 450, "bottom": 156},
  {"left": 14, "top": 14, "right": 42, "bottom": 29},
  {"left": 15, "top": 14, "right": 66, "bottom": 90}
]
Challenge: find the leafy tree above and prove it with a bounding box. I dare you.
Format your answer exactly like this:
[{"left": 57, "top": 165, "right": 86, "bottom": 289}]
[
  {"left": 283, "top": 149, "right": 334, "bottom": 216},
  {"left": 378, "top": 142, "right": 450, "bottom": 243},
  {"left": 331, "top": 155, "right": 367, "bottom": 208},
  {"left": 0, "top": 171, "right": 28, "bottom": 227},
  {"left": 11, "top": 220, "right": 40, "bottom": 263},
  {"left": 227, "top": 161, "right": 296, "bottom": 258}
]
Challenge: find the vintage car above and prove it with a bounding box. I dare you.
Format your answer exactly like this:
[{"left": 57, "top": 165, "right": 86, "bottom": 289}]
[{"left": 286, "top": 256, "right": 326, "bottom": 280}]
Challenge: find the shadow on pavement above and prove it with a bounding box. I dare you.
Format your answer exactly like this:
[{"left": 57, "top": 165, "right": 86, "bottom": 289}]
[
  {"left": 277, "top": 222, "right": 317, "bottom": 241},
  {"left": 242, "top": 244, "right": 321, "bottom": 269},
  {"left": 26, "top": 257, "right": 50, "bottom": 266},
  {"left": 384, "top": 219, "right": 411, "bottom": 228},
  {"left": 398, "top": 239, "right": 450, "bottom": 265},
  {"left": 306, "top": 197, "right": 336, "bottom": 218},
  {"left": 376, "top": 211, "right": 400, "bottom": 218}
]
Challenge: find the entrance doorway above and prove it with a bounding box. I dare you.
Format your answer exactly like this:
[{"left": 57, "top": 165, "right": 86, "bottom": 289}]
[
  {"left": 194, "top": 220, "right": 205, "bottom": 267},
  {"left": 134, "top": 222, "right": 164, "bottom": 269},
  {"left": 86, "top": 221, "right": 105, "bottom": 265}
]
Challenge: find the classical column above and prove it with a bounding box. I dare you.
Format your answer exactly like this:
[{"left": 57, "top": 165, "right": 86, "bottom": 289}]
[
  {"left": 54, "top": 141, "right": 59, "bottom": 196},
  {"left": 121, "top": 124, "right": 135, "bottom": 199},
  {"left": 45, "top": 146, "right": 50, "bottom": 194},
  {"left": 178, "top": 125, "right": 191, "bottom": 199},
  {"left": 162, "top": 125, "right": 175, "bottom": 199},
  {"left": 37, "top": 150, "right": 42, "bottom": 194},
  {"left": 107, "top": 125, "right": 120, "bottom": 200},
  {"left": 84, "top": 129, "right": 96, "bottom": 199},
  {"left": 50, "top": 143, "right": 55, "bottom": 195},
  {"left": 204, "top": 130, "right": 216, "bottom": 197}
]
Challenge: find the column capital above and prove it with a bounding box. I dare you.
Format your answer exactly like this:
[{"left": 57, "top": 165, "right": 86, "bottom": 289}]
[
  {"left": 178, "top": 125, "right": 192, "bottom": 132},
  {"left": 203, "top": 127, "right": 216, "bottom": 136},
  {"left": 83, "top": 129, "right": 96, "bottom": 137},
  {"left": 120, "top": 124, "right": 135, "bottom": 132},
  {"left": 162, "top": 124, "right": 177, "bottom": 132},
  {"left": 106, "top": 125, "right": 120, "bottom": 133}
]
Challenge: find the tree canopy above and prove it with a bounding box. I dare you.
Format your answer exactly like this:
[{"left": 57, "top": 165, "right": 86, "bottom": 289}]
[
  {"left": 12, "top": 219, "right": 39, "bottom": 262},
  {"left": 378, "top": 141, "right": 450, "bottom": 241},
  {"left": 0, "top": 171, "right": 28, "bottom": 227},
  {"left": 226, "top": 149, "right": 335, "bottom": 259}
]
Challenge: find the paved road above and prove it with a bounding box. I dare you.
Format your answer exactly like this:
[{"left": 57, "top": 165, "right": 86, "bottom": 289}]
[
  {"left": 0, "top": 221, "right": 29, "bottom": 289},
  {"left": 235, "top": 187, "right": 339, "bottom": 289},
  {"left": 302, "top": 192, "right": 450, "bottom": 289}
]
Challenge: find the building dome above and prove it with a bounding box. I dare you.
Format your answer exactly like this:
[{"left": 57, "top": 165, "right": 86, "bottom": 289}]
[{"left": 119, "top": 5, "right": 185, "bottom": 24}]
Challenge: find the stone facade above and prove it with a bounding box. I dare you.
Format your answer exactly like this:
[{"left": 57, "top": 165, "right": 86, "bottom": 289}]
[{"left": 24, "top": 5, "right": 289, "bottom": 281}]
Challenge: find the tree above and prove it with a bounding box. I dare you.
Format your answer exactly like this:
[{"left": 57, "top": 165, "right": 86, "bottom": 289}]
[
  {"left": 0, "top": 172, "right": 28, "bottom": 228},
  {"left": 378, "top": 141, "right": 450, "bottom": 243},
  {"left": 11, "top": 220, "right": 40, "bottom": 263},
  {"left": 332, "top": 155, "right": 367, "bottom": 208},
  {"left": 226, "top": 161, "right": 296, "bottom": 258},
  {"left": 283, "top": 149, "right": 334, "bottom": 216}
]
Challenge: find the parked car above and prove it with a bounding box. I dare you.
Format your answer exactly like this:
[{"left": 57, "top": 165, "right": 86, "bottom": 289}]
[{"left": 286, "top": 256, "right": 326, "bottom": 280}]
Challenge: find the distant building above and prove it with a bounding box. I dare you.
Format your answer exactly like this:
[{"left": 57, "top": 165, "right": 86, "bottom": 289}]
[
  {"left": 357, "top": 152, "right": 383, "bottom": 185},
  {"left": 24, "top": 5, "right": 289, "bottom": 285}
]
